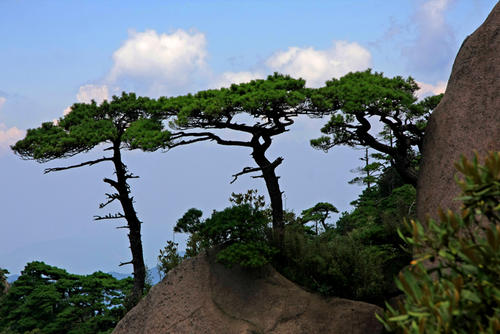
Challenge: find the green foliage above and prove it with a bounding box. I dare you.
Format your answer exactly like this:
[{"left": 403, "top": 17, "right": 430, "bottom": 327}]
[
  {"left": 173, "top": 201, "right": 277, "bottom": 269},
  {"left": 0, "top": 261, "right": 133, "bottom": 334},
  {"left": 10, "top": 92, "right": 168, "bottom": 307},
  {"left": 157, "top": 73, "right": 310, "bottom": 126},
  {"left": 0, "top": 268, "right": 9, "bottom": 296},
  {"left": 279, "top": 167, "right": 415, "bottom": 304},
  {"left": 349, "top": 148, "right": 385, "bottom": 189},
  {"left": 229, "top": 189, "right": 266, "bottom": 210},
  {"left": 12, "top": 93, "right": 169, "bottom": 162},
  {"left": 378, "top": 152, "right": 500, "bottom": 333},
  {"left": 173, "top": 208, "right": 203, "bottom": 235},
  {"left": 300, "top": 202, "right": 338, "bottom": 234},
  {"left": 282, "top": 224, "right": 386, "bottom": 300},
  {"left": 157, "top": 241, "right": 183, "bottom": 280},
  {"left": 310, "top": 69, "right": 443, "bottom": 185}
]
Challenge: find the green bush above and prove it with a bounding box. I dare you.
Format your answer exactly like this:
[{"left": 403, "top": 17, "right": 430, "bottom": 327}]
[
  {"left": 377, "top": 152, "right": 500, "bottom": 333},
  {"left": 157, "top": 241, "right": 183, "bottom": 279},
  {"left": 173, "top": 203, "right": 277, "bottom": 269},
  {"left": 279, "top": 176, "right": 414, "bottom": 303},
  {"left": 0, "top": 268, "right": 9, "bottom": 296},
  {"left": 281, "top": 223, "right": 386, "bottom": 301}
]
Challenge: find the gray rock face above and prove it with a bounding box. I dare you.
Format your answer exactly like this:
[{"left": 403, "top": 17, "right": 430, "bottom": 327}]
[
  {"left": 112, "top": 253, "right": 383, "bottom": 334},
  {"left": 417, "top": 2, "right": 500, "bottom": 221}
]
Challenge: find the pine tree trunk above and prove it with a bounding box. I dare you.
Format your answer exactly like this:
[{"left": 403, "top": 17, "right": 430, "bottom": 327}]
[
  {"left": 252, "top": 147, "right": 284, "bottom": 248},
  {"left": 111, "top": 143, "right": 146, "bottom": 307}
]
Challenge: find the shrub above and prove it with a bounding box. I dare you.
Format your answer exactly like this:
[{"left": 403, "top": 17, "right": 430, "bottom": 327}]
[
  {"left": 377, "top": 152, "right": 500, "bottom": 333},
  {"left": 281, "top": 223, "right": 386, "bottom": 301},
  {"left": 157, "top": 241, "right": 183, "bottom": 279},
  {"left": 174, "top": 203, "right": 277, "bottom": 269}
]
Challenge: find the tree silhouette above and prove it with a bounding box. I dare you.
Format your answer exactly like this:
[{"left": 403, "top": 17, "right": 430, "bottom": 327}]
[
  {"left": 11, "top": 93, "right": 170, "bottom": 306},
  {"left": 147, "top": 73, "right": 320, "bottom": 248},
  {"left": 311, "top": 70, "right": 443, "bottom": 186}
]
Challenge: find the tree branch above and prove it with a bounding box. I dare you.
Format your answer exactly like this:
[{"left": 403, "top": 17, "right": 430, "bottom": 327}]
[
  {"left": 99, "top": 193, "right": 120, "bottom": 209},
  {"left": 230, "top": 157, "right": 283, "bottom": 184},
  {"left": 103, "top": 177, "right": 119, "bottom": 189},
  {"left": 169, "top": 131, "right": 253, "bottom": 148},
  {"left": 125, "top": 173, "right": 140, "bottom": 180},
  {"left": 94, "top": 213, "right": 126, "bottom": 221},
  {"left": 44, "top": 157, "right": 113, "bottom": 174},
  {"left": 230, "top": 166, "right": 262, "bottom": 184},
  {"left": 119, "top": 261, "right": 133, "bottom": 267},
  {"left": 354, "top": 113, "right": 395, "bottom": 155}
]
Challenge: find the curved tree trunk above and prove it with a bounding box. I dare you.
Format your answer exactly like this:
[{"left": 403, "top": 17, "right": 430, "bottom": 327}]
[
  {"left": 251, "top": 146, "right": 284, "bottom": 248},
  {"left": 111, "top": 143, "right": 146, "bottom": 307},
  {"left": 393, "top": 143, "right": 418, "bottom": 187}
]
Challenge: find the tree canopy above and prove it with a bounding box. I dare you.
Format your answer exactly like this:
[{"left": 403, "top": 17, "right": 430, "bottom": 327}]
[
  {"left": 11, "top": 92, "right": 170, "bottom": 306},
  {"left": 0, "top": 261, "right": 133, "bottom": 334},
  {"left": 301, "top": 202, "right": 338, "bottom": 234},
  {"left": 144, "top": 73, "right": 321, "bottom": 248},
  {"left": 310, "top": 69, "right": 443, "bottom": 186}
]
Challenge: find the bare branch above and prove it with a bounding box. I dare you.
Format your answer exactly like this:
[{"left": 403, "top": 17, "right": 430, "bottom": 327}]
[
  {"left": 231, "top": 166, "right": 262, "bottom": 184},
  {"left": 103, "top": 177, "right": 119, "bottom": 188},
  {"left": 119, "top": 261, "right": 133, "bottom": 267},
  {"left": 230, "top": 157, "right": 283, "bottom": 184},
  {"left": 94, "top": 213, "right": 126, "bottom": 221},
  {"left": 169, "top": 131, "right": 253, "bottom": 148},
  {"left": 99, "top": 193, "right": 120, "bottom": 209},
  {"left": 125, "top": 173, "right": 140, "bottom": 180},
  {"left": 116, "top": 225, "right": 130, "bottom": 229},
  {"left": 166, "top": 136, "right": 211, "bottom": 150},
  {"left": 44, "top": 157, "right": 113, "bottom": 174}
]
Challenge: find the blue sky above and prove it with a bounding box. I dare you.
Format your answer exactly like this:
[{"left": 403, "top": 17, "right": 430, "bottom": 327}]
[{"left": 0, "top": 0, "right": 497, "bottom": 276}]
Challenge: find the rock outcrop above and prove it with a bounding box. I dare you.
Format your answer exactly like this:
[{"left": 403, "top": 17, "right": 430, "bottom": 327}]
[
  {"left": 1, "top": 279, "right": 8, "bottom": 295},
  {"left": 417, "top": 2, "right": 500, "bottom": 221},
  {"left": 113, "top": 253, "right": 383, "bottom": 334}
]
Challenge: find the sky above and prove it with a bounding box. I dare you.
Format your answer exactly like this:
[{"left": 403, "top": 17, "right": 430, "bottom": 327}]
[{"left": 0, "top": 0, "right": 497, "bottom": 276}]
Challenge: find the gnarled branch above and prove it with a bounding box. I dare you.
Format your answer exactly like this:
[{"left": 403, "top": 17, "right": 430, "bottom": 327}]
[
  {"left": 169, "top": 131, "right": 253, "bottom": 148},
  {"left": 44, "top": 157, "right": 113, "bottom": 174},
  {"left": 230, "top": 157, "right": 283, "bottom": 184},
  {"left": 94, "top": 212, "right": 126, "bottom": 221},
  {"left": 99, "top": 193, "right": 120, "bottom": 209},
  {"left": 119, "top": 261, "right": 133, "bottom": 267},
  {"left": 103, "top": 177, "right": 119, "bottom": 189}
]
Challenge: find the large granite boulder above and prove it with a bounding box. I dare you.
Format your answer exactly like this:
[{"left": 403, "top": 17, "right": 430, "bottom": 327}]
[
  {"left": 113, "top": 253, "right": 383, "bottom": 334},
  {"left": 417, "top": 2, "right": 500, "bottom": 220}
]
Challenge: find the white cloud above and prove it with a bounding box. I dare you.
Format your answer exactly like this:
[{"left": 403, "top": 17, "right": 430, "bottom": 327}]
[
  {"left": 213, "top": 71, "right": 265, "bottom": 89},
  {"left": 62, "top": 106, "right": 72, "bottom": 116},
  {"left": 265, "top": 41, "right": 372, "bottom": 87},
  {"left": 59, "top": 84, "right": 109, "bottom": 119},
  {"left": 416, "top": 80, "right": 447, "bottom": 98},
  {"left": 0, "top": 124, "right": 24, "bottom": 155},
  {"left": 0, "top": 97, "right": 6, "bottom": 110},
  {"left": 107, "top": 29, "right": 208, "bottom": 95},
  {"left": 76, "top": 84, "right": 109, "bottom": 104},
  {"left": 403, "top": 0, "right": 456, "bottom": 76}
]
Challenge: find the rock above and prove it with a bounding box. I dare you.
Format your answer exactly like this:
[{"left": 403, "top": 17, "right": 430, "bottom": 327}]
[
  {"left": 1, "top": 279, "right": 8, "bottom": 295},
  {"left": 113, "top": 253, "right": 383, "bottom": 334},
  {"left": 417, "top": 2, "right": 500, "bottom": 221}
]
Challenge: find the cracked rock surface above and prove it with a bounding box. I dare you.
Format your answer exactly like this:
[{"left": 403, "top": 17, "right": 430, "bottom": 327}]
[{"left": 112, "top": 253, "right": 382, "bottom": 334}]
